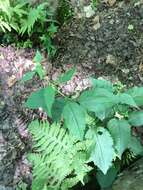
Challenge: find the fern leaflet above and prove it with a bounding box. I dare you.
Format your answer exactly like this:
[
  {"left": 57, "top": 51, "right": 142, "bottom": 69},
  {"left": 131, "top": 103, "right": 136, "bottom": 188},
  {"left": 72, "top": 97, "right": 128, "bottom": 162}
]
[{"left": 28, "top": 120, "right": 92, "bottom": 190}]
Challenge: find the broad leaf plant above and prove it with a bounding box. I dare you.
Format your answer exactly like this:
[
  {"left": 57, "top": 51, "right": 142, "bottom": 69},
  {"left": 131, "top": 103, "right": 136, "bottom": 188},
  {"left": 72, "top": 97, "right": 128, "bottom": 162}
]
[{"left": 23, "top": 52, "right": 143, "bottom": 190}]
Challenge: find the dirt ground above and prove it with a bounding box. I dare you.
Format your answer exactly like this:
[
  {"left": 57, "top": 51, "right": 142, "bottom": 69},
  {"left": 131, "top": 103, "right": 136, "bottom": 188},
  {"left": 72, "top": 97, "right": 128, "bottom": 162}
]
[
  {"left": 0, "top": 0, "right": 143, "bottom": 190},
  {"left": 54, "top": 0, "right": 143, "bottom": 87}
]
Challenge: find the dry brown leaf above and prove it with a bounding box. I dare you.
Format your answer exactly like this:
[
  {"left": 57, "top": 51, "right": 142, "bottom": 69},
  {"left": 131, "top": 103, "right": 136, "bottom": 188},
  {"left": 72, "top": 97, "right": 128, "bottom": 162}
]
[
  {"left": 8, "top": 75, "right": 17, "bottom": 87},
  {"left": 93, "top": 15, "right": 101, "bottom": 31},
  {"left": 106, "top": 54, "right": 116, "bottom": 66},
  {"left": 103, "top": 0, "right": 116, "bottom": 6},
  {"left": 139, "top": 62, "right": 143, "bottom": 72}
]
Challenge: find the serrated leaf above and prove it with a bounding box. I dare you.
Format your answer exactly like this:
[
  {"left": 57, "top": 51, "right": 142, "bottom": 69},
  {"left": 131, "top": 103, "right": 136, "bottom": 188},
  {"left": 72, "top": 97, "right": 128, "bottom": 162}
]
[
  {"left": 96, "top": 165, "right": 118, "bottom": 188},
  {"left": 91, "top": 78, "right": 113, "bottom": 92},
  {"left": 118, "top": 93, "right": 138, "bottom": 108},
  {"left": 25, "top": 86, "right": 55, "bottom": 117},
  {"left": 21, "top": 71, "right": 35, "bottom": 82},
  {"left": 128, "top": 111, "right": 143, "bottom": 127},
  {"left": 128, "top": 136, "right": 143, "bottom": 155},
  {"left": 79, "top": 89, "right": 117, "bottom": 120},
  {"left": 58, "top": 67, "right": 76, "bottom": 83},
  {"left": 63, "top": 101, "right": 86, "bottom": 140},
  {"left": 126, "top": 87, "right": 143, "bottom": 106},
  {"left": 86, "top": 127, "right": 115, "bottom": 174},
  {"left": 107, "top": 119, "right": 131, "bottom": 158}
]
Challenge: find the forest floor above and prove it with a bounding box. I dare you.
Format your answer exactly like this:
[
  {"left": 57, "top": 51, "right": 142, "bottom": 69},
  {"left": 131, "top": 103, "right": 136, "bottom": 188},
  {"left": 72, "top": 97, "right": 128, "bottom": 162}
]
[{"left": 0, "top": 0, "right": 143, "bottom": 190}]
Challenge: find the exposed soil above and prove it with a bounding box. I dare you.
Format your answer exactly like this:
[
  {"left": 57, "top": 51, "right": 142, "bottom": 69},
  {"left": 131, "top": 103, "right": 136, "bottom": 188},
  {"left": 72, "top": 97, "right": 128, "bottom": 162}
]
[
  {"left": 54, "top": 0, "right": 143, "bottom": 86},
  {"left": 0, "top": 0, "right": 143, "bottom": 190}
]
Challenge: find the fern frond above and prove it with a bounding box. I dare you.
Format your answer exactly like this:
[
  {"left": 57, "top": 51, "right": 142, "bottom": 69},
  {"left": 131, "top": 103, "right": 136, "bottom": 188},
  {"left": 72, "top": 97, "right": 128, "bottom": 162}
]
[
  {"left": 61, "top": 177, "right": 80, "bottom": 190},
  {"left": 0, "top": 0, "right": 11, "bottom": 18},
  {"left": 20, "top": 3, "right": 47, "bottom": 35},
  {"left": 28, "top": 120, "right": 92, "bottom": 190},
  {"left": 0, "top": 17, "right": 11, "bottom": 32},
  {"left": 12, "top": 3, "right": 27, "bottom": 17}
]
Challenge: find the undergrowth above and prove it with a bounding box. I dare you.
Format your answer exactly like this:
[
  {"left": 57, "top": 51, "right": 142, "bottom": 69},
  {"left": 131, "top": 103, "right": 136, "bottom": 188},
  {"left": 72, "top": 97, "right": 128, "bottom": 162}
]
[
  {"left": 0, "top": 0, "right": 73, "bottom": 57},
  {"left": 20, "top": 51, "right": 143, "bottom": 190}
]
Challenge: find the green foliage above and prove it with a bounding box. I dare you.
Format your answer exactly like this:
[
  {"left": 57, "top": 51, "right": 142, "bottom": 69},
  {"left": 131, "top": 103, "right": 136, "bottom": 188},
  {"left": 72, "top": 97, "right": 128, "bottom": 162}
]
[
  {"left": 91, "top": 78, "right": 113, "bottom": 92},
  {"left": 96, "top": 165, "right": 119, "bottom": 188},
  {"left": 24, "top": 69, "right": 143, "bottom": 190},
  {"left": 128, "top": 111, "right": 143, "bottom": 127},
  {"left": 58, "top": 67, "right": 76, "bottom": 83},
  {"left": 126, "top": 86, "right": 143, "bottom": 106},
  {"left": 92, "top": 0, "right": 98, "bottom": 9},
  {"left": 107, "top": 119, "right": 131, "bottom": 158},
  {"left": 86, "top": 127, "right": 115, "bottom": 174},
  {"left": 63, "top": 101, "right": 86, "bottom": 140},
  {"left": 79, "top": 88, "right": 117, "bottom": 120},
  {"left": 21, "top": 71, "right": 35, "bottom": 82},
  {"left": 0, "top": 0, "right": 26, "bottom": 32},
  {"left": 19, "top": 2, "right": 48, "bottom": 35},
  {"left": 25, "top": 86, "right": 55, "bottom": 117},
  {"left": 0, "top": 0, "right": 59, "bottom": 56},
  {"left": 28, "top": 120, "right": 91, "bottom": 190},
  {"left": 21, "top": 50, "right": 45, "bottom": 82},
  {"left": 128, "top": 136, "right": 143, "bottom": 155},
  {"left": 16, "top": 181, "right": 28, "bottom": 190}
]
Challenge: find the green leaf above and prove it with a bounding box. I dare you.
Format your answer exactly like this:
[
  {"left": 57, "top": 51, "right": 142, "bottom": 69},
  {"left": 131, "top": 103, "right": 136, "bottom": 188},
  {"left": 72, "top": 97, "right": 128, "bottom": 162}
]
[
  {"left": 79, "top": 89, "right": 117, "bottom": 120},
  {"left": 91, "top": 78, "right": 113, "bottom": 92},
  {"left": 58, "top": 67, "right": 76, "bottom": 83},
  {"left": 107, "top": 119, "right": 131, "bottom": 158},
  {"left": 33, "top": 50, "right": 45, "bottom": 79},
  {"left": 42, "top": 184, "right": 48, "bottom": 190},
  {"left": 63, "top": 101, "right": 86, "bottom": 140},
  {"left": 86, "top": 127, "right": 115, "bottom": 174},
  {"left": 128, "top": 111, "right": 143, "bottom": 127},
  {"left": 21, "top": 71, "right": 35, "bottom": 82},
  {"left": 96, "top": 165, "right": 118, "bottom": 188},
  {"left": 128, "top": 136, "right": 143, "bottom": 155},
  {"left": 48, "top": 23, "right": 58, "bottom": 34},
  {"left": 25, "top": 86, "right": 55, "bottom": 117},
  {"left": 0, "top": 20, "right": 11, "bottom": 32},
  {"left": 126, "top": 87, "right": 143, "bottom": 106},
  {"left": 35, "top": 64, "right": 45, "bottom": 79},
  {"left": 118, "top": 93, "right": 138, "bottom": 108},
  {"left": 34, "top": 50, "right": 43, "bottom": 63},
  {"left": 52, "top": 98, "right": 66, "bottom": 121},
  {"left": 20, "top": 3, "right": 46, "bottom": 35}
]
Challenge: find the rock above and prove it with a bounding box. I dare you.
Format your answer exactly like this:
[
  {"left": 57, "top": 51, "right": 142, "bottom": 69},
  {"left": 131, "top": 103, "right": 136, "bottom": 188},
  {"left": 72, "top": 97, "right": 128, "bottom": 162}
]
[{"left": 112, "top": 157, "right": 143, "bottom": 190}]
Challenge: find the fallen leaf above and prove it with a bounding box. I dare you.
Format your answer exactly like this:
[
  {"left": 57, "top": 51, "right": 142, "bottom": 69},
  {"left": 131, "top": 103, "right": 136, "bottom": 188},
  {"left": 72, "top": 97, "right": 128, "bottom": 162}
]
[
  {"left": 93, "top": 15, "right": 101, "bottom": 31},
  {"left": 8, "top": 75, "right": 17, "bottom": 87},
  {"left": 104, "top": 0, "right": 116, "bottom": 6},
  {"left": 139, "top": 62, "right": 143, "bottom": 72},
  {"left": 84, "top": 4, "right": 95, "bottom": 18},
  {"left": 106, "top": 54, "right": 116, "bottom": 66}
]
